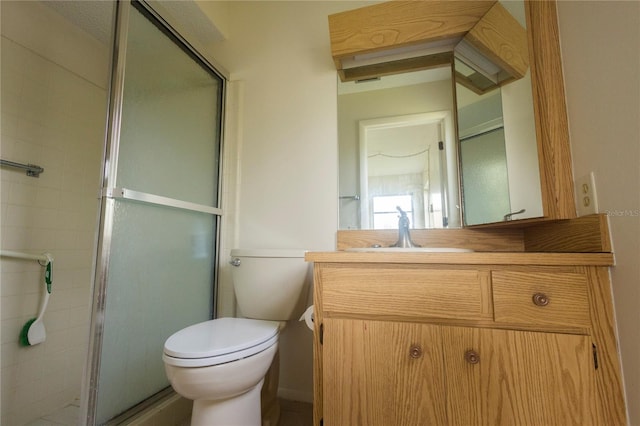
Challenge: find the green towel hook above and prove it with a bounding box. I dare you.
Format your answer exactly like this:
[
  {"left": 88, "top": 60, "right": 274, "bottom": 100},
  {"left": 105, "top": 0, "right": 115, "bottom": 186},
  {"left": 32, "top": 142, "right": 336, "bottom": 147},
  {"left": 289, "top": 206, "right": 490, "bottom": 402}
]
[{"left": 38, "top": 253, "right": 53, "bottom": 294}]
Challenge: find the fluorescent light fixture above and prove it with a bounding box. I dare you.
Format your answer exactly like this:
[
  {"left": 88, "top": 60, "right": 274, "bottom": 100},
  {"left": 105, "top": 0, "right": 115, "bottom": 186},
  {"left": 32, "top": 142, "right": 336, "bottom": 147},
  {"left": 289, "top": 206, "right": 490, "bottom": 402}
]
[
  {"left": 341, "top": 38, "right": 461, "bottom": 69},
  {"left": 340, "top": 36, "right": 508, "bottom": 88},
  {"left": 454, "top": 39, "right": 501, "bottom": 84}
]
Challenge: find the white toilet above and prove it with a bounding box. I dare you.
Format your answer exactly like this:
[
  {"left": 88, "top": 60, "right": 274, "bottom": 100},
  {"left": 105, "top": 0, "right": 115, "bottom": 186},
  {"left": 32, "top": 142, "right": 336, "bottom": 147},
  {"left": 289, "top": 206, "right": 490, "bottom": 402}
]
[{"left": 162, "top": 249, "right": 308, "bottom": 426}]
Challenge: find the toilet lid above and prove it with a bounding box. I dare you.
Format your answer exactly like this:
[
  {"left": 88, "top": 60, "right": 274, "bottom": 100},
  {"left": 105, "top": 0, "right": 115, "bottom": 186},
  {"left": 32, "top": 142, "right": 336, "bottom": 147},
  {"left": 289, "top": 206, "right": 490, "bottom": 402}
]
[{"left": 163, "top": 317, "right": 279, "bottom": 368}]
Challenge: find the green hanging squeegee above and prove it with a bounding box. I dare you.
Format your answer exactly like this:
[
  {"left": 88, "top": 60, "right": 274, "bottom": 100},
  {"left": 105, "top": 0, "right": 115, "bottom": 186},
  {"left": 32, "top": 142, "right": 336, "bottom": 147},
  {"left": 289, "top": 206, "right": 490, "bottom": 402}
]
[{"left": 19, "top": 255, "right": 53, "bottom": 346}]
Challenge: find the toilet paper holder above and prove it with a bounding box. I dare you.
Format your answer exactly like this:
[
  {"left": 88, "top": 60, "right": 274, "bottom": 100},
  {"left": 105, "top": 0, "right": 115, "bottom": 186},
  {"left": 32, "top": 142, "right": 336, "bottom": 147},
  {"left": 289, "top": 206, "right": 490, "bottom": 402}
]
[{"left": 299, "top": 305, "right": 314, "bottom": 330}]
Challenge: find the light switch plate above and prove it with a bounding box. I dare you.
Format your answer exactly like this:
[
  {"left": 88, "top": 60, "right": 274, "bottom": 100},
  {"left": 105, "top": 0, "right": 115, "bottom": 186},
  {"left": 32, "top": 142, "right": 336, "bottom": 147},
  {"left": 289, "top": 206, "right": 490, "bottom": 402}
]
[{"left": 575, "top": 172, "right": 599, "bottom": 216}]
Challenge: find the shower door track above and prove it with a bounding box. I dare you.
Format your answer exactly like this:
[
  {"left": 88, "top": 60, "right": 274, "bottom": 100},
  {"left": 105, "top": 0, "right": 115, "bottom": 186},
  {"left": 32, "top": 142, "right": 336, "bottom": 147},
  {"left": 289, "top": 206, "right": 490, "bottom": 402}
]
[{"left": 104, "top": 188, "right": 223, "bottom": 215}]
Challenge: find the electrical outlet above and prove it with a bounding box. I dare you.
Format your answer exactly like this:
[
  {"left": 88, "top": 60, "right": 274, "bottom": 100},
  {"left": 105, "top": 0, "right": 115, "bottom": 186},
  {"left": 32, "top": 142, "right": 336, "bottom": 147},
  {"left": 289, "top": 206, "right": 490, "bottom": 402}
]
[{"left": 575, "top": 172, "right": 599, "bottom": 216}]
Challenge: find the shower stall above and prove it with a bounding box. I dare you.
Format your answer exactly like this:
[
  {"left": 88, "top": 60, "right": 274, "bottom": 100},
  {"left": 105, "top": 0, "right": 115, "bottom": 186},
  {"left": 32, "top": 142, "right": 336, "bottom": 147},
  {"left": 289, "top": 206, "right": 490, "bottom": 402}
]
[{"left": 0, "top": 1, "right": 225, "bottom": 424}]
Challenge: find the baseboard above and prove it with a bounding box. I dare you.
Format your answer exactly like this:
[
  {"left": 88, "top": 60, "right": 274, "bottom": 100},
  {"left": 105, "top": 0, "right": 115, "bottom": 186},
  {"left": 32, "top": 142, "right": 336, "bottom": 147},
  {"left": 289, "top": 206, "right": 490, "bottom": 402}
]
[
  {"left": 123, "top": 391, "right": 192, "bottom": 426},
  {"left": 277, "top": 387, "right": 313, "bottom": 404}
]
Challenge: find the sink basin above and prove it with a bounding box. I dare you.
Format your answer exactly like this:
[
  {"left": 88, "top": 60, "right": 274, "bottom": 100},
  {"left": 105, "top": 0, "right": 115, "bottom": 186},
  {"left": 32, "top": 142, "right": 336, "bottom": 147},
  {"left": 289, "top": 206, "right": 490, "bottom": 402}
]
[{"left": 345, "top": 247, "right": 474, "bottom": 253}]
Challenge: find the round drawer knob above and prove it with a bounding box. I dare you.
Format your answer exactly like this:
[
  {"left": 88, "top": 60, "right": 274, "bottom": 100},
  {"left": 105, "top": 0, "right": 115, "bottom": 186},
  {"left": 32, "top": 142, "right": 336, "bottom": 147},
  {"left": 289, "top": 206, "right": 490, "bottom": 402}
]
[
  {"left": 409, "top": 345, "right": 423, "bottom": 359},
  {"left": 532, "top": 292, "right": 550, "bottom": 307},
  {"left": 464, "top": 350, "right": 480, "bottom": 364}
]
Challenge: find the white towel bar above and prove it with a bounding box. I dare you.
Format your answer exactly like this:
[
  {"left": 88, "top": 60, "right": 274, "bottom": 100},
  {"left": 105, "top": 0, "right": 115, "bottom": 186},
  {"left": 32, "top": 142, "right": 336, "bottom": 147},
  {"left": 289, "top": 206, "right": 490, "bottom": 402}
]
[
  {"left": 0, "top": 250, "right": 53, "bottom": 263},
  {"left": 0, "top": 159, "right": 44, "bottom": 177}
]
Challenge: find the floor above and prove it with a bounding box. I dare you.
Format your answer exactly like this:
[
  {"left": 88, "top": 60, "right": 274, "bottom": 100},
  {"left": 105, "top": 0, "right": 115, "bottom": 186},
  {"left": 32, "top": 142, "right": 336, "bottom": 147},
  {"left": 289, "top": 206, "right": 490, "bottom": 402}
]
[
  {"left": 25, "top": 400, "right": 80, "bottom": 425},
  {"left": 25, "top": 399, "right": 313, "bottom": 426},
  {"left": 278, "top": 399, "right": 314, "bottom": 426}
]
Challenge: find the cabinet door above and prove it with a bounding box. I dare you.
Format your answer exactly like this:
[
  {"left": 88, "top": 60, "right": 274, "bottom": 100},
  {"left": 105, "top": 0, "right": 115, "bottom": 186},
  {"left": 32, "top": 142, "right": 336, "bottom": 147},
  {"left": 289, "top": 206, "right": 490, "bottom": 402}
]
[
  {"left": 442, "top": 326, "right": 598, "bottom": 426},
  {"left": 323, "top": 318, "right": 447, "bottom": 426}
]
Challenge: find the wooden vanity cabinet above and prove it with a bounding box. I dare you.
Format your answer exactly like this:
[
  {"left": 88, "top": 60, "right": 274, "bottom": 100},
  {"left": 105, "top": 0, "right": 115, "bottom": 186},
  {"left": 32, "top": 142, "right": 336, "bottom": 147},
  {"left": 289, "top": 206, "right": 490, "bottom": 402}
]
[
  {"left": 323, "top": 319, "right": 448, "bottom": 425},
  {"left": 308, "top": 254, "right": 626, "bottom": 426},
  {"left": 324, "top": 320, "right": 596, "bottom": 426},
  {"left": 442, "top": 326, "right": 596, "bottom": 426}
]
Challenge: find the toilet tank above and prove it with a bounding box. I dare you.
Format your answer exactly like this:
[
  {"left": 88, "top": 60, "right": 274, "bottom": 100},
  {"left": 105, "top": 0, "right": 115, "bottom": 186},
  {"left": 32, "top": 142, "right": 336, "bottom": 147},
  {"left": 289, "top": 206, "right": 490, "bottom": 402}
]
[{"left": 230, "top": 249, "right": 309, "bottom": 321}]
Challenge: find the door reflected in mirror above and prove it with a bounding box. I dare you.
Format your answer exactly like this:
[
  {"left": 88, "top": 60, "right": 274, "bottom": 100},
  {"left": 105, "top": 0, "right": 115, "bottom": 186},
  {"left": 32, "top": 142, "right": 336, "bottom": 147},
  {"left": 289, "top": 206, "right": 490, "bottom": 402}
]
[{"left": 338, "top": 65, "right": 461, "bottom": 230}]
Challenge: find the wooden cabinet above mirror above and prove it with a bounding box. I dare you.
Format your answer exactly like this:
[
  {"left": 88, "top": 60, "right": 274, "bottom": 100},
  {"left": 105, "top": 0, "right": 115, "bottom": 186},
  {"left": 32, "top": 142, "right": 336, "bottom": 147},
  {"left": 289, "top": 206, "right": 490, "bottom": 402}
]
[
  {"left": 330, "top": 0, "right": 576, "bottom": 227},
  {"left": 330, "top": 1, "right": 528, "bottom": 88}
]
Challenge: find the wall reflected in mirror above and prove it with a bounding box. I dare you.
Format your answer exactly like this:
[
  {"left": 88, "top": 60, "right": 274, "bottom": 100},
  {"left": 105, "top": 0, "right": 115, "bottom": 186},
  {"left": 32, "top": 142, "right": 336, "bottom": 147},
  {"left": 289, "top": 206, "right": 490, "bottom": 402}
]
[{"left": 338, "top": 65, "right": 461, "bottom": 230}]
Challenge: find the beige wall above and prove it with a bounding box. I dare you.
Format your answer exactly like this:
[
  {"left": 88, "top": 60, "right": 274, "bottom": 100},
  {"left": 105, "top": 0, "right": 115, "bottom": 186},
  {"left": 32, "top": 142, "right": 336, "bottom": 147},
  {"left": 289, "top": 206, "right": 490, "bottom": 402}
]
[
  {"left": 557, "top": 1, "right": 640, "bottom": 423},
  {"left": 202, "top": 1, "right": 370, "bottom": 401},
  {"left": 203, "top": 0, "right": 640, "bottom": 415},
  {"left": 0, "top": 2, "right": 109, "bottom": 424}
]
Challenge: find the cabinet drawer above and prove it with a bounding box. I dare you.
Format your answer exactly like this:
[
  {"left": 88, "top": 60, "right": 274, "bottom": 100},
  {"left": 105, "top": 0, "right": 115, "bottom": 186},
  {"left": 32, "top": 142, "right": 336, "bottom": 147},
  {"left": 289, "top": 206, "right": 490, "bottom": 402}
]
[
  {"left": 492, "top": 271, "right": 591, "bottom": 330},
  {"left": 321, "top": 266, "right": 491, "bottom": 321}
]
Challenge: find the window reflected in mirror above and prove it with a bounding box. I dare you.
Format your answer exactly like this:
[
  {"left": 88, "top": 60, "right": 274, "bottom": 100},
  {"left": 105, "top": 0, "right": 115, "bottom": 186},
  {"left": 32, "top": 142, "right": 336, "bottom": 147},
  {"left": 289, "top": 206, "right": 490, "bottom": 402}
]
[{"left": 372, "top": 194, "right": 413, "bottom": 229}]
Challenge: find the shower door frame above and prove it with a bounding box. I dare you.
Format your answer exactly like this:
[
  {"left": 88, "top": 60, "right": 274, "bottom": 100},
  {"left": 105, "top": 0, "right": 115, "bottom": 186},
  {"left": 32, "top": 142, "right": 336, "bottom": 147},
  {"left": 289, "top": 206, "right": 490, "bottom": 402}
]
[{"left": 81, "top": 1, "right": 228, "bottom": 423}]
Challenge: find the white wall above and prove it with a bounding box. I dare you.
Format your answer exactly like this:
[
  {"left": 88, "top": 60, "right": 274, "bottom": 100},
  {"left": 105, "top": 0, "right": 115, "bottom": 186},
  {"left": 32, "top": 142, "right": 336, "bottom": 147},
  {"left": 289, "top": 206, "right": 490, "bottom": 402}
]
[
  {"left": 0, "top": 2, "right": 109, "bottom": 424},
  {"left": 201, "top": 1, "right": 372, "bottom": 402},
  {"left": 557, "top": 2, "right": 640, "bottom": 423},
  {"left": 501, "top": 72, "right": 543, "bottom": 219}
]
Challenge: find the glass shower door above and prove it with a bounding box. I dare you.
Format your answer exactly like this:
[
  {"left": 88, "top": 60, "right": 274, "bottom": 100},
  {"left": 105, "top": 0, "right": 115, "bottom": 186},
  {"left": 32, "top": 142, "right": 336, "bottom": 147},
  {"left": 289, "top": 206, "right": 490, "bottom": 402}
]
[{"left": 86, "top": 1, "right": 225, "bottom": 423}]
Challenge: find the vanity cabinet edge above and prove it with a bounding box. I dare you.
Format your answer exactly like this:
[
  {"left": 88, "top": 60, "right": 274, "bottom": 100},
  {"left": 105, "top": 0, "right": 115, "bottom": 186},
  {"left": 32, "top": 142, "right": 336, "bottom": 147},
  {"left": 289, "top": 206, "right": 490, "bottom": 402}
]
[
  {"left": 312, "top": 263, "right": 324, "bottom": 426},
  {"left": 584, "top": 266, "right": 628, "bottom": 425}
]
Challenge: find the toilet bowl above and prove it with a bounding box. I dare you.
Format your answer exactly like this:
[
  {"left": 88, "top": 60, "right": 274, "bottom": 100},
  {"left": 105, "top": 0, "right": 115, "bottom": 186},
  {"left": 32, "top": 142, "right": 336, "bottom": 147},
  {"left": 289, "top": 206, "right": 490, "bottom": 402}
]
[
  {"left": 163, "top": 318, "right": 280, "bottom": 425},
  {"left": 163, "top": 249, "right": 308, "bottom": 426}
]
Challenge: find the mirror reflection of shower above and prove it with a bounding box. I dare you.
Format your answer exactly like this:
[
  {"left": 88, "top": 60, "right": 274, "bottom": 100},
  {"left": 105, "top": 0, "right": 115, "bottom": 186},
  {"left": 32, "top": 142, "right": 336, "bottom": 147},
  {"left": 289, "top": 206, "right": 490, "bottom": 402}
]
[{"left": 455, "top": 55, "right": 542, "bottom": 225}]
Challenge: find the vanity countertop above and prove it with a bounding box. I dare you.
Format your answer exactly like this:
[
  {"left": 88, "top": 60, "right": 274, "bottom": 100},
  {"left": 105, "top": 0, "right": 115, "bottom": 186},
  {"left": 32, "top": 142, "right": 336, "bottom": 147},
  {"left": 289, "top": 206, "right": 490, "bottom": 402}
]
[{"left": 304, "top": 251, "right": 614, "bottom": 266}]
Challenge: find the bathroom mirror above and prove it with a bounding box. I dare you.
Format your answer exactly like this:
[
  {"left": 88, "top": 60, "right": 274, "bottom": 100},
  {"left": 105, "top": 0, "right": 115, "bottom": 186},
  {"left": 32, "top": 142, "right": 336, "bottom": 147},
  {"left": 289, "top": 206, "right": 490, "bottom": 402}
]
[
  {"left": 336, "top": 0, "right": 573, "bottom": 230},
  {"left": 455, "top": 1, "right": 542, "bottom": 226},
  {"left": 338, "top": 63, "right": 461, "bottom": 230}
]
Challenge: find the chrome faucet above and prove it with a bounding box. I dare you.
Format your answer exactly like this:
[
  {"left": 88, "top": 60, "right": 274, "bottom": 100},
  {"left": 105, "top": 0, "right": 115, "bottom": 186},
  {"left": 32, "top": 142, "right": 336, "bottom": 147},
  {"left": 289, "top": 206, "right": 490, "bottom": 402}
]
[{"left": 391, "top": 206, "right": 421, "bottom": 248}]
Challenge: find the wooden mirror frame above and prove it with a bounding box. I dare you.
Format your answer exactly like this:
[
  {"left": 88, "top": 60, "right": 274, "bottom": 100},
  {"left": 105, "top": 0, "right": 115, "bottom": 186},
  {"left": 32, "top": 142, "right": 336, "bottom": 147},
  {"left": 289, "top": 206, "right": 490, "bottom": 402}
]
[{"left": 329, "top": 0, "right": 576, "bottom": 226}]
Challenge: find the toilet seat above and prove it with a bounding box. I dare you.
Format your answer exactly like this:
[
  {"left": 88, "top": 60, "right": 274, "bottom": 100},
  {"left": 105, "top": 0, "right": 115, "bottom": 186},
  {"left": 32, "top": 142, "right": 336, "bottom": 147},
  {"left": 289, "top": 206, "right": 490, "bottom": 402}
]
[{"left": 163, "top": 317, "right": 279, "bottom": 368}]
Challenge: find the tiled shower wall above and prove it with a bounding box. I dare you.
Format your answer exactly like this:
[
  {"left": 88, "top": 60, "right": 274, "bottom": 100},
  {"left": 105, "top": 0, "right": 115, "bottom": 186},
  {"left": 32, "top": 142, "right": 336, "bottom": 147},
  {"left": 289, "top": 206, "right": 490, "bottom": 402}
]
[{"left": 1, "top": 2, "right": 109, "bottom": 424}]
